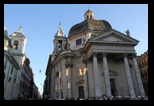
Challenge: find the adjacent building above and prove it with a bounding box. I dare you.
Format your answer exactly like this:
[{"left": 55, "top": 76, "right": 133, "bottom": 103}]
[
  {"left": 4, "top": 26, "right": 20, "bottom": 100},
  {"left": 44, "top": 9, "right": 145, "bottom": 100},
  {"left": 4, "top": 26, "right": 38, "bottom": 100},
  {"left": 136, "top": 50, "right": 148, "bottom": 96}
]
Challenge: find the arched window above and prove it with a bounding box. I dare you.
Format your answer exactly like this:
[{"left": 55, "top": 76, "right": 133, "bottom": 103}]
[
  {"left": 90, "top": 15, "right": 92, "bottom": 19},
  {"left": 13, "top": 40, "right": 19, "bottom": 49}
]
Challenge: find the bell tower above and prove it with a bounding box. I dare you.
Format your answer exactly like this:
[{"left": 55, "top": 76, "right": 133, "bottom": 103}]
[
  {"left": 53, "top": 22, "right": 67, "bottom": 53},
  {"left": 9, "top": 26, "right": 27, "bottom": 66}
]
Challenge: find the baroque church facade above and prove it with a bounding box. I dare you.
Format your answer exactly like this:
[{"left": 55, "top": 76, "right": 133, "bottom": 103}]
[{"left": 44, "top": 9, "right": 145, "bottom": 100}]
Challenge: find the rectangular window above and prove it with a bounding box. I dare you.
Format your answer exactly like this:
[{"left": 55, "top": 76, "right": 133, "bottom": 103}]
[
  {"left": 76, "top": 38, "right": 82, "bottom": 46},
  {"left": 14, "top": 78, "right": 16, "bottom": 83},
  {"left": 4, "top": 60, "right": 7, "bottom": 69},
  {"left": 11, "top": 66, "right": 13, "bottom": 74}
]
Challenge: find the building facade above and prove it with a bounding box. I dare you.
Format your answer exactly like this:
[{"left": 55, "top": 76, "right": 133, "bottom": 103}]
[
  {"left": 136, "top": 50, "right": 148, "bottom": 96},
  {"left": 4, "top": 26, "right": 37, "bottom": 100},
  {"left": 4, "top": 26, "right": 21, "bottom": 100},
  {"left": 44, "top": 9, "right": 145, "bottom": 100}
]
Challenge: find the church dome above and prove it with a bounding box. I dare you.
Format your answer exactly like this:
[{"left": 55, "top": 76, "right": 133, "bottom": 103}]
[
  {"left": 68, "top": 9, "right": 112, "bottom": 37},
  {"left": 4, "top": 26, "right": 8, "bottom": 37},
  {"left": 68, "top": 18, "right": 112, "bottom": 37}
]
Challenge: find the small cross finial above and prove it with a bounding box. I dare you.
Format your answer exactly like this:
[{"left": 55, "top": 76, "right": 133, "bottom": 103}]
[{"left": 59, "top": 21, "right": 61, "bottom": 25}]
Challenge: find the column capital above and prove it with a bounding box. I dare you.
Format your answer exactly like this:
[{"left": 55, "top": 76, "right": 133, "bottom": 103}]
[
  {"left": 87, "top": 57, "right": 92, "bottom": 63},
  {"left": 92, "top": 52, "right": 98, "bottom": 57},
  {"left": 82, "top": 58, "right": 87, "bottom": 64},
  {"left": 132, "top": 53, "right": 137, "bottom": 58},
  {"left": 65, "top": 63, "right": 73, "bottom": 68},
  {"left": 102, "top": 52, "right": 108, "bottom": 56},
  {"left": 123, "top": 53, "right": 128, "bottom": 57}
]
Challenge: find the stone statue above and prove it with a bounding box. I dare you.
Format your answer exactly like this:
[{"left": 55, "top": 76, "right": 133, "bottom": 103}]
[{"left": 125, "top": 29, "right": 130, "bottom": 36}]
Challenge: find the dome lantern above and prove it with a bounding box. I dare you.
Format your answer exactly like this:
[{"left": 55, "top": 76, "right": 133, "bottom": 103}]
[{"left": 84, "top": 9, "right": 95, "bottom": 20}]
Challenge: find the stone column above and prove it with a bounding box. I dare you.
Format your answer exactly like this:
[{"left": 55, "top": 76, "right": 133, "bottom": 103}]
[
  {"left": 54, "top": 39, "right": 56, "bottom": 51},
  {"left": 61, "top": 59, "right": 66, "bottom": 98},
  {"left": 102, "top": 53, "right": 112, "bottom": 99},
  {"left": 68, "top": 65, "right": 71, "bottom": 98},
  {"left": 62, "top": 40, "right": 66, "bottom": 50},
  {"left": 132, "top": 53, "right": 145, "bottom": 95},
  {"left": 54, "top": 39, "right": 58, "bottom": 52},
  {"left": 93, "top": 52, "right": 101, "bottom": 97},
  {"left": 123, "top": 53, "right": 135, "bottom": 97},
  {"left": 51, "top": 68, "right": 54, "bottom": 98},
  {"left": 65, "top": 60, "right": 73, "bottom": 98},
  {"left": 82, "top": 59, "right": 88, "bottom": 99},
  {"left": 55, "top": 69, "right": 58, "bottom": 98},
  {"left": 87, "top": 58, "right": 95, "bottom": 97}
]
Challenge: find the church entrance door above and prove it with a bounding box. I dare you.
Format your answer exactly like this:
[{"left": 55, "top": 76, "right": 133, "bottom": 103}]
[
  {"left": 110, "top": 79, "right": 116, "bottom": 97},
  {"left": 78, "top": 86, "right": 84, "bottom": 99}
]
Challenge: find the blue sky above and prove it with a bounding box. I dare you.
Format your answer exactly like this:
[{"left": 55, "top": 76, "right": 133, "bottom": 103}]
[{"left": 4, "top": 4, "right": 148, "bottom": 95}]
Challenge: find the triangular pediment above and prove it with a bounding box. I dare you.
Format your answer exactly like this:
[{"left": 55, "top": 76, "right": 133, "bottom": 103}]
[{"left": 92, "top": 29, "right": 139, "bottom": 43}]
